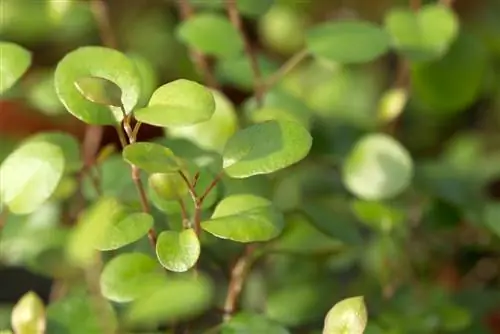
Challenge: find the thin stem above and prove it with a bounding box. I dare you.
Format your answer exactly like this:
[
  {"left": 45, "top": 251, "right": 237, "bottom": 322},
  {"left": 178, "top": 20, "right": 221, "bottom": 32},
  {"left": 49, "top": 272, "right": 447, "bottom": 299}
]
[
  {"left": 132, "top": 121, "right": 142, "bottom": 140},
  {"left": 115, "top": 125, "right": 128, "bottom": 148},
  {"left": 178, "top": 198, "right": 190, "bottom": 229},
  {"left": 179, "top": 170, "right": 198, "bottom": 203},
  {"left": 223, "top": 245, "right": 257, "bottom": 321},
  {"left": 192, "top": 172, "right": 200, "bottom": 188},
  {"left": 131, "top": 165, "right": 157, "bottom": 246},
  {"left": 89, "top": 0, "right": 118, "bottom": 49},
  {"left": 225, "top": 0, "right": 263, "bottom": 106},
  {"left": 199, "top": 171, "right": 223, "bottom": 203},
  {"left": 263, "top": 49, "right": 309, "bottom": 93}
]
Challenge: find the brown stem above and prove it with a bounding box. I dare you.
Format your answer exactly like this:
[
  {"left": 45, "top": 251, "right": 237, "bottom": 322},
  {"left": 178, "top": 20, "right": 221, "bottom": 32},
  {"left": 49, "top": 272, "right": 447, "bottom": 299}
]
[
  {"left": 199, "top": 171, "right": 223, "bottom": 203},
  {"left": 89, "top": 0, "right": 118, "bottom": 49},
  {"left": 178, "top": 198, "right": 190, "bottom": 229},
  {"left": 440, "top": 0, "right": 454, "bottom": 7},
  {"left": 176, "top": 0, "right": 218, "bottom": 88},
  {"left": 409, "top": 0, "right": 421, "bottom": 11},
  {"left": 223, "top": 245, "right": 257, "bottom": 321},
  {"left": 263, "top": 49, "right": 309, "bottom": 94},
  {"left": 225, "top": 0, "right": 263, "bottom": 106}
]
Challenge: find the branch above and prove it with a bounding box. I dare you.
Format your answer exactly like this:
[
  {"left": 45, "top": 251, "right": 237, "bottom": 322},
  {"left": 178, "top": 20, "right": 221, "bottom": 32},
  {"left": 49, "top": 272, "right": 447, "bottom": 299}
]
[
  {"left": 263, "top": 49, "right": 309, "bottom": 93},
  {"left": 89, "top": 0, "right": 118, "bottom": 49},
  {"left": 225, "top": 0, "right": 263, "bottom": 106}
]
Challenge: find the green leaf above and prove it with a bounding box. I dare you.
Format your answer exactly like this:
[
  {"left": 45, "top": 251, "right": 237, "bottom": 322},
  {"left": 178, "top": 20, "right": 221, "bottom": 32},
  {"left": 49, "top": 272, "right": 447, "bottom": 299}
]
[
  {"left": 306, "top": 21, "right": 390, "bottom": 64},
  {"left": 26, "top": 132, "right": 81, "bottom": 173},
  {"left": 74, "top": 75, "right": 123, "bottom": 107},
  {"left": 54, "top": 46, "right": 141, "bottom": 125},
  {"left": 222, "top": 312, "right": 290, "bottom": 334},
  {"left": 322, "top": 296, "right": 367, "bottom": 334},
  {"left": 351, "top": 200, "right": 405, "bottom": 233},
  {"left": 376, "top": 88, "right": 408, "bottom": 124},
  {"left": 148, "top": 172, "right": 188, "bottom": 201},
  {"left": 0, "top": 140, "right": 64, "bottom": 215},
  {"left": 11, "top": 291, "right": 46, "bottom": 334},
  {"left": 342, "top": 133, "right": 413, "bottom": 200},
  {"left": 0, "top": 42, "right": 32, "bottom": 94},
  {"left": 134, "top": 79, "right": 216, "bottom": 127},
  {"left": 177, "top": 13, "right": 244, "bottom": 59},
  {"left": 100, "top": 253, "right": 165, "bottom": 303},
  {"left": 122, "top": 142, "right": 181, "bottom": 174},
  {"left": 483, "top": 202, "right": 500, "bottom": 238},
  {"left": 167, "top": 89, "right": 238, "bottom": 153},
  {"left": 156, "top": 229, "right": 200, "bottom": 272},
  {"left": 96, "top": 212, "right": 154, "bottom": 251},
  {"left": 125, "top": 274, "right": 214, "bottom": 326},
  {"left": 237, "top": 0, "right": 274, "bottom": 17},
  {"left": 222, "top": 120, "right": 312, "bottom": 178},
  {"left": 66, "top": 197, "right": 125, "bottom": 266},
  {"left": 201, "top": 194, "right": 284, "bottom": 242},
  {"left": 384, "top": 4, "right": 459, "bottom": 61}
]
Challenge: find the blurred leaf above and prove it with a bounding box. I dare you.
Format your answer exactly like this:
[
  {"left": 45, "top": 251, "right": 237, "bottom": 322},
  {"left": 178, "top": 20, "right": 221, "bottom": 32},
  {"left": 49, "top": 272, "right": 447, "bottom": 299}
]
[
  {"left": 96, "top": 212, "right": 154, "bottom": 251},
  {"left": 237, "top": 0, "right": 274, "bottom": 17},
  {"left": 100, "top": 253, "right": 165, "bottom": 303},
  {"left": 322, "top": 296, "right": 367, "bottom": 334},
  {"left": 351, "top": 200, "right": 405, "bottom": 232},
  {"left": 54, "top": 46, "right": 141, "bottom": 124},
  {"left": 177, "top": 13, "right": 244, "bottom": 59},
  {"left": 26, "top": 70, "right": 64, "bottom": 116},
  {"left": 0, "top": 42, "right": 31, "bottom": 94},
  {"left": 0, "top": 140, "right": 64, "bottom": 215},
  {"left": 307, "top": 21, "right": 390, "bottom": 64},
  {"left": 384, "top": 4, "right": 458, "bottom": 61},
  {"left": 482, "top": 202, "right": 500, "bottom": 238},
  {"left": 222, "top": 312, "right": 290, "bottom": 334},
  {"left": 156, "top": 229, "right": 200, "bottom": 272},
  {"left": 122, "top": 142, "right": 181, "bottom": 174},
  {"left": 202, "top": 194, "right": 284, "bottom": 242},
  {"left": 74, "top": 76, "right": 123, "bottom": 107},
  {"left": 148, "top": 172, "right": 188, "bottom": 201},
  {"left": 125, "top": 274, "right": 214, "bottom": 326},
  {"left": 134, "top": 79, "right": 216, "bottom": 127},
  {"left": 11, "top": 291, "right": 45, "bottom": 334},
  {"left": 377, "top": 88, "right": 408, "bottom": 124},
  {"left": 223, "top": 120, "right": 312, "bottom": 178},
  {"left": 342, "top": 133, "right": 413, "bottom": 200},
  {"left": 26, "top": 132, "right": 81, "bottom": 173}
]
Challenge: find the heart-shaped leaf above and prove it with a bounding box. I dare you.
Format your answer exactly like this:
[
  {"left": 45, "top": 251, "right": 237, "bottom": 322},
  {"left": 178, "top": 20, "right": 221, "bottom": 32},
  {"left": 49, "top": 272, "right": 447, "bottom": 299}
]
[
  {"left": 177, "top": 13, "right": 244, "bottom": 59},
  {"left": 0, "top": 140, "right": 64, "bottom": 215},
  {"left": 322, "top": 296, "right": 367, "bottom": 334},
  {"left": 306, "top": 21, "right": 390, "bottom": 64},
  {"left": 100, "top": 253, "right": 165, "bottom": 303},
  {"left": 96, "top": 212, "right": 154, "bottom": 251},
  {"left": 11, "top": 291, "right": 46, "bottom": 334},
  {"left": 156, "top": 229, "right": 200, "bottom": 272},
  {"left": 54, "top": 46, "right": 141, "bottom": 125},
  {"left": 122, "top": 142, "right": 181, "bottom": 174},
  {"left": 0, "top": 42, "right": 32, "bottom": 94},
  {"left": 201, "top": 194, "right": 284, "bottom": 242},
  {"left": 384, "top": 4, "right": 459, "bottom": 61},
  {"left": 74, "top": 76, "right": 123, "bottom": 107},
  {"left": 134, "top": 79, "right": 215, "bottom": 128},
  {"left": 222, "top": 120, "right": 312, "bottom": 178},
  {"left": 342, "top": 133, "right": 413, "bottom": 200}
]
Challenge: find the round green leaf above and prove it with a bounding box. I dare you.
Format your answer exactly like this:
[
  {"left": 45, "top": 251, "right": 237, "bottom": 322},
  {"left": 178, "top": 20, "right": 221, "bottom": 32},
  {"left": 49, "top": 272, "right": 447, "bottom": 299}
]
[
  {"left": 0, "top": 42, "right": 31, "bottom": 94},
  {"left": 26, "top": 132, "right": 81, "bottom": 173},
  {"left": 122, "top": 142, "right": 181, "bottom": 173},
  {"left": 100, "top": 253, "right": 165, "bottom": 303},
  {"left": 97, "top": 212, "right": 154, "bottom": 251},
  {"left": 306, "top": 21, "right": 390, "bottom": 64},
  {"left": 11, "top": 291, "right": 45, "bottom": 334},
  {"left": 201, "top": 194, "right": 285, "bottom": 242},
  {"left": 156, "top": 229, "right": 200, "bottom": 272},
  {"left": 384, "top": 4, "right": 459, "bottom": 61},
  {"left": 323, "top": 296, "right": 367, "bottom": 334},
  {"left": 134, "top": 79, "right": 216, "bottom": 127},
  {"left": 167, "top": 89, "right": 238, "bottom": 153},
  {"left": 0, "top": 140, "right": 64, "bottom": 215},
  {"left": 343, "top": 134, "right": 413, "bottom": 200},
  {"left": 222, "top": 312, "right": 290, "bottom": 334},
  {"left": 176, "top": 13, "right": 244, "bottom": 59},
  {"left": 125, "top": 274, "right": 214, "bottom": 326},
  {"left": 54, "top": 46, "right": 141, "bottom": 125},
  {"left": 222, "top": 120, "right": 312, "bottom": 178},
  {"left": 74, "top": 75, "right": 123, "bottom": 107},
  {"left": 148, "top": 172, "right": 188, "bottom": 201}
]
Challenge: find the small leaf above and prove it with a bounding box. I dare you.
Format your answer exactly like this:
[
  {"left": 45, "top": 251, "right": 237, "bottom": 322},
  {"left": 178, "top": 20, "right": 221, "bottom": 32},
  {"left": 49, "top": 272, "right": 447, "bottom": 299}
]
[
  {"left": 11, "top": 291, "right": 45, "bottom": 334},
  {"left": 0, "top": 140, "right": 64, "bottom": 215},
  {"left": 148, "top": 172, "right": 188, "bottom": 201},
  {"left": 306, "top": 21, "right": 390, "bottom": 64},
  {"left": 222, "top": 312, "right": 290, "bottom": 334},
  {"left": 134, "top": 79, "right": 216, "bottom": 128},
  {"left": 201, "top": 194, "right": 284, "bottom": 242},
  {"left": 0, "top": 42, "right": 32, "bottom": 94},
  {"left": 125, "top": 274, "right": 214, "bottom": 326},
  {"left": 322, "top": 296, "right": 367, "bottom": 334},
  {"left": 342, "top": 133, "right": 413, "bottom": 200},
  {"left": 54, "top": 46, "right": 141, "bottom": 125},
  {"left": 177, "top": 13, "right": 244, "bottom": 59},
  {"left": 74, "top": 76, "right": 123, "bottom": 107},
  {"left": 156, "top": 229, "right": 200, "bottom": 272},
  {"left": 377, "top": 88, "right": 408, "bottom": 124},
  {"left": 222, "top": 120, "right": 312, "bottom": 178},
  {"left": 97, "top": 212, "right": 154, "bottom": 251},
  {"left": 100, "top": 253, "right": 165, "bottom": 303},
  {"left": 122, "top": 142, "right": 181, "bottom": 173}
]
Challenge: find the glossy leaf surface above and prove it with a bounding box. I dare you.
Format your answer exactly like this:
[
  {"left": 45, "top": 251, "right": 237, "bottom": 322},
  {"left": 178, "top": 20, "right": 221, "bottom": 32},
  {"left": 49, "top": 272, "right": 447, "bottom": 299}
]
[{"left": 156, "top": 229, "right": 200, "bottom": 272}]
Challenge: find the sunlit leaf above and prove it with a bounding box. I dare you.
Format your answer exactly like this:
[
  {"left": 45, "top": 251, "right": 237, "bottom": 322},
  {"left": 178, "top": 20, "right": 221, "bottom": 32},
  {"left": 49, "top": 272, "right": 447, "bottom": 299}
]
[
  {"left": 377, "top": 88, "right": 408, "bottom": 124},
  {"left": 156, "top": 229, "right": 200, "bottom": 272},
  {"left": 122, "top": 142, "right": 181, "bottom": 174},
  {"left": 0, "top": 42, "right": 31, "bottom": 94},
  {"left": 96, "top": 212, "right": 154, "bottom": 251},
  {"left": 11, "top": 291, "right": 45, "bottom": 334},
  {"left": 148, "top": 172, "right": 188, "bottom": 201},
  {"left": 322, "top": 296, "right": 367, "bottom": 334}
]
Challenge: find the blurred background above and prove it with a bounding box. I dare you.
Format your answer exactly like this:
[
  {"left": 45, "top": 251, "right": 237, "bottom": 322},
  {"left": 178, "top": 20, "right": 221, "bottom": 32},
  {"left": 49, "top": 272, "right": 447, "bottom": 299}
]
[{"left": 2, "top": 0, "right": 500, "bottom": 333}]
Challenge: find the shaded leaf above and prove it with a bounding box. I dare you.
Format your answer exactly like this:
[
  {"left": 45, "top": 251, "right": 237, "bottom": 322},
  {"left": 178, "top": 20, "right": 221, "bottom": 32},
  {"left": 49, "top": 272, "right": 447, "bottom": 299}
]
[
  {"left": 0, "top": 42, "right": 32, "bottom": 94},
  {"left": 122, "top": 142, "right": 181, "bottom": 174},
  {"left": 323, "top": 296, "right": 367, "bottom": 334},
  {"left": 156, "top": 229, "right": 200, "bottom": 272},
  {"left": 148, "top": 172, "right": 189, "bottom": 201},
  {"left": 96, "top": 212, "right": 154, "bottom": 251},
  {"left": 74, "top": 75, "right": 123, "bottom": 107},
  {"left": 222, "top": 312, "right": 290, "bottom": 334}
]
